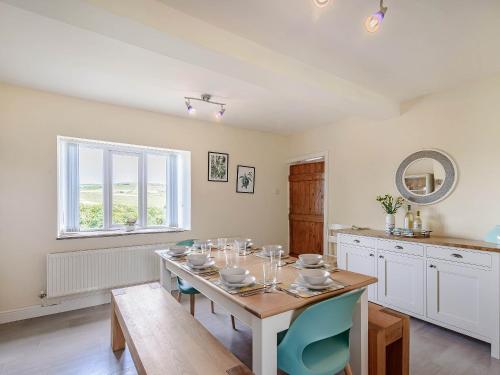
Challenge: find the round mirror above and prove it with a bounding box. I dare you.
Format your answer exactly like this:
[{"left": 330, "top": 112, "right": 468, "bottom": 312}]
[{"left": 395, "top": 150, "right": 457, "bottom": 205}]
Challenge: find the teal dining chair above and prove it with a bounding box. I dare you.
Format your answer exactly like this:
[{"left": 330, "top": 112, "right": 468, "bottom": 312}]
[
  {"left": 277, "top": 288, "right": 364, "bottom": 375},
  {"left": 174, "top": 240, "right": 236, "bottom": 329}
]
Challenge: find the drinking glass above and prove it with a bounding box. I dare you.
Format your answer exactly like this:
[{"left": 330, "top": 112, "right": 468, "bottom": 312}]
[
  {"left": 225, "top": 241, "right": 239, "bottom": 268},
  {"left": 217, "top": 237, "right": 228, "bottom": 251},
  {"left": 235, "top": 238, "right": 252, "bottom": 256},
  {"left": 200, "top": 241, "right": 211, "bottom": 257},
  {"left": 263, "top": 245, "right": 283, "bottom": 266},
  {"left": 263, "top": 260, "right": 278, "bottom": 290}
]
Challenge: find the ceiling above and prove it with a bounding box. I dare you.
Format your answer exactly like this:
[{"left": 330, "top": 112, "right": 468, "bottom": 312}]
[
  {"left": 163, "top": 0, "right": 500, "bottom": 101},
  {"left": 1, "top": 0, "right": 499, "bottom": 133}
]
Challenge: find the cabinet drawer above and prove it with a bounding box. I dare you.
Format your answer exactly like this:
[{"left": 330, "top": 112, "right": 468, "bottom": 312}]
[
  {"left": 377, "top": 239, "right": 424, "bottom": 257},
  {"left": 427, "top": 246, "right": 491, "bottom": 268},
  {"left": 340, "top": 235, "right": 376, "bottom": 249}
]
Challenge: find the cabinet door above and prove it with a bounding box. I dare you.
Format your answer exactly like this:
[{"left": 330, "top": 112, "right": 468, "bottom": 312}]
[
  {"left": 377, "top": 251, "right": 424, "bottom": 315},
  {"left": 427, "top": 260, "right": 492, "bottom": 337},
  {"left": 339, "top": 244, "right": 377, "bottom": 301}
]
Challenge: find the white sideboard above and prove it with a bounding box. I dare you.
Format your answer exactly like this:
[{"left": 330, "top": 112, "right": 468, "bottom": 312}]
[{"left": 337, "top": 232, "right": 500, "bottom": 358}]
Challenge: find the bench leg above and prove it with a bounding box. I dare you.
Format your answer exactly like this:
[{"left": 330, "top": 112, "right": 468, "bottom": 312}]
[
  {"left": 369, "top": 327, "right": 386, "bottom": 375},
  {"left": 190, "top": 294, "right": 195, "bottom": 316},
  {"left": 111, "top": 299, "right": 125, "bottom": 351}
]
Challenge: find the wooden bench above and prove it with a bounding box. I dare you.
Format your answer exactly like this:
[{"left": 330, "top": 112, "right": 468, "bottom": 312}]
[
  {"left": 111, "top": 283, "right": 252, "bottom": 375},
  {"left": 368, "top": 303, "right": 410, "bottom": 375}
]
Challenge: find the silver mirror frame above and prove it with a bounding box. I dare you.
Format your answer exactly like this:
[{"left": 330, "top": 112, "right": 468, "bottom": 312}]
[{"left": 395, "top": 149, "right": 458, "bottom": 205}]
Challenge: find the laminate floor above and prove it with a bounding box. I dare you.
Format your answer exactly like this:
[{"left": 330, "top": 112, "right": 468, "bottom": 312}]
[{"left": 1, "top": 295, "right": 499, "bottom": 375}]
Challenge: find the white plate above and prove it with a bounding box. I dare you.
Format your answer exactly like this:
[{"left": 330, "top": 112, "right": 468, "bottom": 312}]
[
  {"left": 296, "top": 260, "right": 325, "bottom": 268},
  {"left": 296, "top": 277, "right": 334, "bottom": 290},
  {"left": 222, "top": 275, "right": 256, "bottom": 288},
  {"left": 167, "top": 250, "right": 189, "bottom": 257},
  {"left": 187, "top": 259, "right": 215, "bottom": 269}
]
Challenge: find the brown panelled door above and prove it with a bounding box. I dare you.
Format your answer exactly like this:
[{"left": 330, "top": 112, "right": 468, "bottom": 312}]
[{"left": 289, "top": 161, "right": 325, "bottom": 257}]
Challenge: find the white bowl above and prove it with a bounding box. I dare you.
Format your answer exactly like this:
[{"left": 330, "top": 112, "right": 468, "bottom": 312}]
[
  {"left": 187, "top": 253, "right": 209, "bottom": 266},
  {"left": 169, "top": 246, "right": 189, "bottom": 255},
  {"left": 299, "top": 269, "right": 330, "bottom": 285},
  {"left": 299, "top": 254, "right": 323, "bottom": 266},
  {"left": 220, "top": 267, "right": 250, "bottom": 284}
]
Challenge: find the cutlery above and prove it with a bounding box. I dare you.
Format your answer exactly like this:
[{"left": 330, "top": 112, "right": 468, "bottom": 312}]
[
  {"left": 239, "top": 287, "right": 268, "bottom": 297},
  {"left": 276, "top": 287, "right": 300, "bottom": 298}
]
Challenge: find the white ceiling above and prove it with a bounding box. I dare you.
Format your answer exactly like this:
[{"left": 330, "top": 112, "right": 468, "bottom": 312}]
[
  {"left": 163, "top": 0, "right": 500, "bottom": 101},
  {"left": 1, "top": 0, "right": 499, "bottom": 133}
]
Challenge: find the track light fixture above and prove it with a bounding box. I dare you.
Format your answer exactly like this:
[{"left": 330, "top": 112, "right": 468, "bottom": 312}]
[
  {"left": 365, "top": 0, "right": 388, "bottom": 33},
  {"left": 184, "top": 94, "right": 227, "bottom": 119}
]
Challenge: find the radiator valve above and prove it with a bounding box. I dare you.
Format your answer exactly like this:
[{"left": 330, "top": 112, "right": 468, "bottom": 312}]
[{"left": 39, "top": 290, "right": 47, "bottom": 299}]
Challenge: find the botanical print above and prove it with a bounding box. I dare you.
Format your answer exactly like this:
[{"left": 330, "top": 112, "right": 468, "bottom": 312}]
[
  {"left": 236, "top": 165, "right": 255, "bottom": 193},
  {"left": 208, "top": 152, "right": 228, "bottom": 182}
]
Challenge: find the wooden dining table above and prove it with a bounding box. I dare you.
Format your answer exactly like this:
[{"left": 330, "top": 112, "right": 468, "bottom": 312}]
[{"left": 156, "top": 249, "right": 377, "bottom": 375}]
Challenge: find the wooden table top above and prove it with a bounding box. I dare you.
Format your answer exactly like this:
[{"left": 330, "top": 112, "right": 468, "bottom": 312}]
[
  {"left": 335, "top": 229, "right": 500, "bottom": 253},
  {"left": 159, "top": 250, "right": 377, "bottom": 319}
]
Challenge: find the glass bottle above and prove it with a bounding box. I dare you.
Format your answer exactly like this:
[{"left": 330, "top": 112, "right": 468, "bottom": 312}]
[
  {"left": 414, "top": 210, "right": 423, "bottom": 232},
  {"left": 404, "top": 205, "right": 414, "bottom": 230}
]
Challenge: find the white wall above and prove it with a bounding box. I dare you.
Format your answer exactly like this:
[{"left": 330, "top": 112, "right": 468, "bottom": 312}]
[
  {"left": 0, "top": 83, "right": 289, "bottom": 312},
  {"left": 289, "top": 75, "right": 500, "bottom": 240}
]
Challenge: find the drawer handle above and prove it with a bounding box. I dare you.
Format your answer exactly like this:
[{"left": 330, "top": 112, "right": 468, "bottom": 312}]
[
  {"left": 369, "top": 253, "right": 375, "bottom": 257},
  {"left": 395, "top": 245, "right": 404, "bottom": 250},
  {"left": 353, "top": 239, "right": 360, "bottom": 243},
  {"left": 379, "top": 255, "right": 384, "bottom": 259},
  {"left": 450, "top": 253, "right": 463, "bottom": 259},
  {"left": 429, "top": 264, "right": 436, "bottom": 268}
]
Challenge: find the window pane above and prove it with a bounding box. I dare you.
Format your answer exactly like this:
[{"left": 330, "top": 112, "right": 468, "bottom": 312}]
[
  {"left": 79, "top": 147, "right": 104, "bottom": 230},
  {"left": 112, "top": 153, "right": 139, "bottom": 225},
  {"left": 147, "top": 154, "right": 167, "bottom": 226}
]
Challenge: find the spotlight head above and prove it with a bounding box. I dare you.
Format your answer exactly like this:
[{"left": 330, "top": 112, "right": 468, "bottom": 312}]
[
  {"left": 365, "top": 1, "right": 388, "bottom": 33},
  {"left": 185, "top": 99, "right": 195, "bottom": 114},
  {"left": 216, "top": 106, "right": 226, "bottom": 119}
]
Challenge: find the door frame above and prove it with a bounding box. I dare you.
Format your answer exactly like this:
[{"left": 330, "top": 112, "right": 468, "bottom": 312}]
[{"left": 286, "top": 151, "right": 329, "bottom": 255}]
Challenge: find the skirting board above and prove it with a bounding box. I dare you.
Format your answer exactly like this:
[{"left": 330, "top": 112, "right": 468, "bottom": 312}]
[{"left": 0, "top": 290, "right": 111, "bottom": 325}]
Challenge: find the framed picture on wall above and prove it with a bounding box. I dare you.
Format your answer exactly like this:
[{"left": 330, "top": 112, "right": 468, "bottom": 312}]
[
  {"left": 208, "top": 152, "right": 229, "bottom": 182},
  {"left": 236, "top": 165, "right": 255, "bottom": 193}
]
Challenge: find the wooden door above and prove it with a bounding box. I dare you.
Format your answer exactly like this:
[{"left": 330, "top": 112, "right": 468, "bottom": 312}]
[{"left": 289, "top": 161, "right": 324, "bottom": 257}]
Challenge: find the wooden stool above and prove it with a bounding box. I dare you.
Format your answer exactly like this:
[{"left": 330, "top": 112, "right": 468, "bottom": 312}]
[{"left": 368, "top": 303, "right": 410, "bottom": 375}]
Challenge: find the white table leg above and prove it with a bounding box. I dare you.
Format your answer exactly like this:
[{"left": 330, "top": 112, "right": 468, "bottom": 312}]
[
  {"left": 251, "top": 312, "right": 293, "bottom": 375},
  {"left": 159, "top": 258, "right": 175, "bottom": 292},
  {"left": 350, "top": 288, "right": 368, "bottom": 375}
]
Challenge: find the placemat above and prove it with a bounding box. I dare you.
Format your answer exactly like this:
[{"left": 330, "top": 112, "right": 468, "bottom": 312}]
[
  {"left": 276, "top": 279, "right": 345, "bottom": 298},
  {"left": 210, "top": 278, "right": 266, "bottom": 295}
]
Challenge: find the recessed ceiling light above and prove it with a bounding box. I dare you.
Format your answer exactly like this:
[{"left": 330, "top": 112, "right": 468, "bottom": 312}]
[{"left": 312, "top": 0, "right": 330, "bottom": 8}]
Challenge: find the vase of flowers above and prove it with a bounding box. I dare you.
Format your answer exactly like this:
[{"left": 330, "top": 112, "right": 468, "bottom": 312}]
[{"left": 376, "top": 194, "right": 404, "bottom": 233}]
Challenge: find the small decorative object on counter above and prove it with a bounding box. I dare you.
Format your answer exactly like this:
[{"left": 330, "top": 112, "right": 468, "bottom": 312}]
[
  {"left": 376, "top": 194, "right": 404, "bottom": 233},
  {"left": 413, "top": 210, "right": 423, "bottom": 231},
  {"left": 404, "top": 205, "right": 414, "bottom": 230},
  {"left": 391, "top": 227, "right": 432, "bottom": 238},
  {"left": 484, "top": 225, "right": 500, "bottom": 244},
  {"left": 125, "top": 217, "right": 137, "bottom": 232}
]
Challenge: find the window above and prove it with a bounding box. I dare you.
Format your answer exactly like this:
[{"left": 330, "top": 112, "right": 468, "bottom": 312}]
[{"left": 58, "top": 136, "right": 191, "bottom": 237}]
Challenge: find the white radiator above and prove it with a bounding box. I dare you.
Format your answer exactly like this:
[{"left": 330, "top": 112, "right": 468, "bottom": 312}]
[{"left": 47, "top": 244, "right": 163, "bottom": 298}]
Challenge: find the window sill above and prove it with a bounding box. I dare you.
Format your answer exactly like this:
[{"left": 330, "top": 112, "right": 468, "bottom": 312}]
[{"left": 57, "top": 227, "right": 187, "bottom": 240}]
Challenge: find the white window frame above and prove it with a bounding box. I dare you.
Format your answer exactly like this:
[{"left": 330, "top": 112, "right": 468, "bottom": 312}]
[{"left": 57, "top": 136, "right": 191, "bottom": 238}]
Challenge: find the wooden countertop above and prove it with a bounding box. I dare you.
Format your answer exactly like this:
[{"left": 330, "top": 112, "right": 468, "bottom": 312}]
[{"left": 336, "top": 229, "right": 500, "bottom": 254}]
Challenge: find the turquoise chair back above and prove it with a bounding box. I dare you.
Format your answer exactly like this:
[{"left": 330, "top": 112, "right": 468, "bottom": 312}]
[
  {"left": 175, "top": 239, "right": 198, "bottom": 294},
  {"left": 176, "top": 239, "right": 196, "bottom": 247},
  {"left": 277, "top": 288, "right": 364, "bottom": 375}
]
